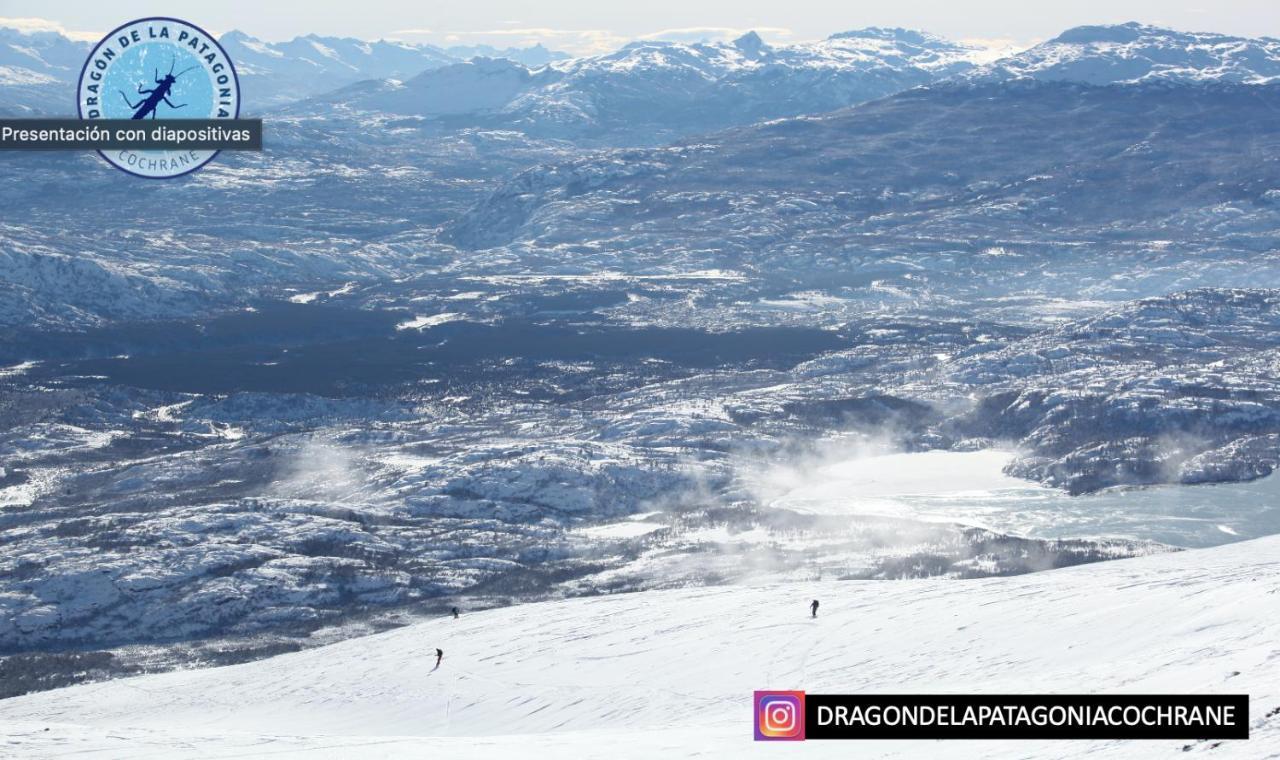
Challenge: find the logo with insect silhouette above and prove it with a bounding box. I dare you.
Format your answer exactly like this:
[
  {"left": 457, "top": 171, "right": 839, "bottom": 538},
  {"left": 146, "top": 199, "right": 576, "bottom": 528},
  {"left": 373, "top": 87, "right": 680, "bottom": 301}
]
[{"left": 77, "top": 17, "right": 240, "bottom": 178}]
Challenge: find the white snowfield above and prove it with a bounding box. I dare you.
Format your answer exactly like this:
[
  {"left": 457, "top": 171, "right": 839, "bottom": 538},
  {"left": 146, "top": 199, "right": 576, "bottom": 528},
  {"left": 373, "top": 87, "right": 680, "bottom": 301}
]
[{"left": 2, "top": 537, "right": 1278, "bottom": 759}]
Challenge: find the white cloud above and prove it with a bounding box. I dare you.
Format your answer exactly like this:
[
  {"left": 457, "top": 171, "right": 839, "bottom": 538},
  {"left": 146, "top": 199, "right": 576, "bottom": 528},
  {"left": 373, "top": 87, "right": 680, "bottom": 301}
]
[
  {"left": 0, "top": 16, "right": 101, "bottom": 42},
  {"left": 958, "top": 36, "right": 1034, "bottom": 62}
]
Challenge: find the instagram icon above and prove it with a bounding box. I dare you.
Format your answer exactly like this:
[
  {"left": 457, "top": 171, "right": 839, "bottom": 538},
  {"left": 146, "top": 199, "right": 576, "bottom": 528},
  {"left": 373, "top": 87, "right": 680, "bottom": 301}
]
[{"left": 754, "top": 690, "right": 806, "bottom": 741}]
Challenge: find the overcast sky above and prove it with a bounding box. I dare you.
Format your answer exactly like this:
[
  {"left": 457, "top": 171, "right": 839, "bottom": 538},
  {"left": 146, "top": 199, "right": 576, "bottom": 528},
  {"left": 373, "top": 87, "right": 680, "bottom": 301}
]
[{"left": 1, "top": 0, "right": 1275, "bottom": 54}]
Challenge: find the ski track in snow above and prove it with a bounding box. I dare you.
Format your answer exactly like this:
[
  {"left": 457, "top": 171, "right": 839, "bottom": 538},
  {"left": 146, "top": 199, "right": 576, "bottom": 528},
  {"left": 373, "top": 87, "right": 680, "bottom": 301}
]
[{"left": 2, "top": 536, "right": 1278, "bottom": 758}]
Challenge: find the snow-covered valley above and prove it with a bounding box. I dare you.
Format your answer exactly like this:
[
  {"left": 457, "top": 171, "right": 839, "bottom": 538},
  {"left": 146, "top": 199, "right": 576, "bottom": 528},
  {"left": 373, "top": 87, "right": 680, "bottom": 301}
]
[
  {"left": 751, "top": 448, "right": 1280, "bottom": 547},
  {"left": 3, "top": 17, "right": 1280, "bottom": 757},
  {"left": 2, "top": 536, "right": 1277, "bottom": 758}
]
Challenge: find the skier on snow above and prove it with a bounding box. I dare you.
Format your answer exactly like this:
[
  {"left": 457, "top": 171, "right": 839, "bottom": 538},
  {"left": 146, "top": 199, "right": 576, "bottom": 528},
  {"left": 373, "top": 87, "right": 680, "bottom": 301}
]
[
  {"left": 451, "top": 606, "right": 459, "bottom": 619},
  {"left": 810, "top": 599, "right": 819, "bottom": 618},
  {"left": 435, "top": 648, "right": 444, "bottom": 668}
]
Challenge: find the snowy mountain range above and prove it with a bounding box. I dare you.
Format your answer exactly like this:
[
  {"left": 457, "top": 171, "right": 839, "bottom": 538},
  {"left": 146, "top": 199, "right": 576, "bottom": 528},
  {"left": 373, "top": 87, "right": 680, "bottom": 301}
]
[
  {"left": 0, "top": 26, "right": 566, "bottom": 113},
  {"left": 222, "top": 32, "right": 571, "bottom": 107},
  {"left": 219, "top": 32, "right": 457, "bottom": 108},
  {"left": 0, "top": 28, "right": 85, "bottom": 83},
  {"left": 7, "top": 21, "right": 1280, "bottom": 122},
  {"left": 285, "top": 22, "right": 1280, "bottom": 143},
  {"left": 291, "top": 28, "right": 994, "bottom": 142},
  {"left": 0, "top": 28, "right": 91, "bottom": 114},
  {"left": 969, "top": 22, "right": 1280, "bottom": 84}
]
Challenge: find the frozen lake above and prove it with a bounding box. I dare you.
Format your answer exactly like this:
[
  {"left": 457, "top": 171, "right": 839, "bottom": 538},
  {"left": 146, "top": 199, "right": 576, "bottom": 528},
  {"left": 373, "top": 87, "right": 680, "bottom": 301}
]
[{"left": 754, "top": 448, "right": 1280, "bottom": 548}]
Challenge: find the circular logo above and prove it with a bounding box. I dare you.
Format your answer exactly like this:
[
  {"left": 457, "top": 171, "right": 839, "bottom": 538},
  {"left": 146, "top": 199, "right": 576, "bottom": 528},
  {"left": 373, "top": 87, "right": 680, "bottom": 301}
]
[{"left": 77, "top": 17, "right": 240, "bottom": 178}]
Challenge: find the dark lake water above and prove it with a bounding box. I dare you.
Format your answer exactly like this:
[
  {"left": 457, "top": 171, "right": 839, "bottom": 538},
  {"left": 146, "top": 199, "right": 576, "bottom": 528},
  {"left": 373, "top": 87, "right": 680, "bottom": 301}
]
[{"left": 4, "top": 302, "right": 846, "bottom": 397}]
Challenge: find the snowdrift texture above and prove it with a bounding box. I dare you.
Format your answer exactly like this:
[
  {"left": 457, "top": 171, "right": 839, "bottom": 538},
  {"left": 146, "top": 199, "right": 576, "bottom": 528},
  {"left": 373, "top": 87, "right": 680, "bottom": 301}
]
[{"left": 1, "top": 536, "right": 1277, "bottom": 758}]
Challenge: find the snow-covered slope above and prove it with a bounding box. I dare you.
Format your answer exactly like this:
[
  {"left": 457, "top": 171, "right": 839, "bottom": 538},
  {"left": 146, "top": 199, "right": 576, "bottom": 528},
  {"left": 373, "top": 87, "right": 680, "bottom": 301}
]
[
  {"left": 969, "top": 22, "right": 1280, "bottom": 85},
  {"left": 443, "top": 81, "right": 1280, "bottom": 252},
  {"left": 0, "top": 28, "right": 85, "bottom": 81},
  {"left": 295, "top": 28, "right": 992, "bottom": 142},
  {"left": 2, "top": 536, "right": 1277, "bottom": 757},
  {"left": 0, "top": 27, "right": 87, "bottom": 114}
]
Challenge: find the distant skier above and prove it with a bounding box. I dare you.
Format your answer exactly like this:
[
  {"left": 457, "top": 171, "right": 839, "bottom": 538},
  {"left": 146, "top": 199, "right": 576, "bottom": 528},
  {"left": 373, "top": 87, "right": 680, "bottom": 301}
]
[
  {"left": 435, "top": 648, "right": 444, "bottom": 668},
  {"left": 810, "top": 599, "right": 819, "bottom": 618},
  {"left": 451, "top": 606, "right": 459, "bottom": 620}
]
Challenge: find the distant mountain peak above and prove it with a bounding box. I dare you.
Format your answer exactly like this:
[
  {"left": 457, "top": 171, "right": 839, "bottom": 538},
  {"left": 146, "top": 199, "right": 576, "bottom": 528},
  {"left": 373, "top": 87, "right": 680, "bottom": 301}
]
[
  {"left": 968, "top": 22, "right": 1280, "bottom": 85},
  {"left": 1050, "top": 22, "right": 1151, "bottom": 45},
  {"left": 461, "top": 56, "right": 528, "bottom": 74},
  {"left": 296, "top": 24, "right": 989, "bottom": 140},
  {"left": 829, "top": 27, "right": 943, "bottom": 46},
  {"left": 732, "top": 30, "right": 768, "bottom": 57}
]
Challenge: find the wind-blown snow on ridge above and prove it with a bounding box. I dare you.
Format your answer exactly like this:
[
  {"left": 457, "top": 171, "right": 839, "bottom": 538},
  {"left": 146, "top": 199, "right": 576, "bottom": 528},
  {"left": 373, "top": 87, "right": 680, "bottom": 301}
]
[{"left": 1, "top": 536, "right": 1277, "bottom": 757}]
